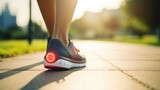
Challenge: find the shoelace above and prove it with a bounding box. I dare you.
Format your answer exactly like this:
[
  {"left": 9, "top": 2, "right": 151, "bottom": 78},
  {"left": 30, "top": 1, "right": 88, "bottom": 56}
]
[{"left": 74, "top": 47, "right": 80, "bottom": 52}]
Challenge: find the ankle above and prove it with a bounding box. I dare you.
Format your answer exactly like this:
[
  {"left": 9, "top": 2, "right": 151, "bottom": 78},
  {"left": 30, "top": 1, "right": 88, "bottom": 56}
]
[
  {"left": 62, "top": 38, "right": 69, "bottom": 46},
  {"left": 51, "top": 36, "right": 69, "bottom": 46}
]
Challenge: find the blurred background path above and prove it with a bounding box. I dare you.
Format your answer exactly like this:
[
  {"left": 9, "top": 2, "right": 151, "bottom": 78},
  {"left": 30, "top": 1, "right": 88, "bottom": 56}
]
[{"left": 0, "top": 41, "right": 160, "bottom": 90}]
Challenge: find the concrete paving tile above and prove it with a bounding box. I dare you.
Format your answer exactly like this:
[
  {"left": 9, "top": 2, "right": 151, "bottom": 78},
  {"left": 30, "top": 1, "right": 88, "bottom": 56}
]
[
  {"left": 126, "top": 71, "right": 160, "bottom": 90},
  {"left": 0, "top": 71, "right": 147, "bottom": 90},
  {"left": 74, "top": 41, "right": 160, "bottom": 60},
  {"left": 110, "top": 61, "right": 160, "bottom": 70},
  {"left": 0, "top": 60, "right": 43, "bottom": 71},
  {"left": 94, "top": 51, "right": 155, "bottom": 60}
]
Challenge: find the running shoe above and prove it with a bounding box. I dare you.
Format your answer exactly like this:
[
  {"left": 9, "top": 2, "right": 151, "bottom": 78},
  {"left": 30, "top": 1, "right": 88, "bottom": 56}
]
[{"left": 44, "top": 39, "right": 86, "bottom": 69}]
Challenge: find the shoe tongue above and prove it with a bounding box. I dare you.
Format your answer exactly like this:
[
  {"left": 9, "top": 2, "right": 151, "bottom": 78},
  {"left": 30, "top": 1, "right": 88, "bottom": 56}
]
[
  {"left": 66, "top": 42, "right": 73, "bottom": 49},
  {"left": 66, "top": 42, "right": 75, "bottom": 55}
]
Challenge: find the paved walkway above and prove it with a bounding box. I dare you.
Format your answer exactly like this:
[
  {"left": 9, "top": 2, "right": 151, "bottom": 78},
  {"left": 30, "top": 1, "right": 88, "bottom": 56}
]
[{"left": 0, "top": 41, "right": 160, "bottom": 90}]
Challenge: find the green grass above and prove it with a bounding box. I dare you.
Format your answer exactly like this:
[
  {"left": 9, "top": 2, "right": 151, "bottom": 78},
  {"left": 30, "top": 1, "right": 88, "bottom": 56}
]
[{"left": 0, "top": 40, "right": 46, "bottom": 58}]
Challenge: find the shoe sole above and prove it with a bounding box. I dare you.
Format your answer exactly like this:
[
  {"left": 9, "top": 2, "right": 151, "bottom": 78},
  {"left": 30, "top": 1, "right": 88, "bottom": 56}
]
[{"left": 44, "top": 59, "right": 86, "bottom": 69}]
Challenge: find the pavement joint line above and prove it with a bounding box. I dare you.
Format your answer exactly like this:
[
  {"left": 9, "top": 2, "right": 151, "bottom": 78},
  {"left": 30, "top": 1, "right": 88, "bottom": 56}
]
[
  {"left": 91, "top": 52, "right": 158, "bottom": 90},
  {"left": 0, "top": 69, "right": 119, "bottom": 71},
  {"left": 119, "top": 70, "right": 160, "bottom": 72},
  {"left": 0, "top": 69, "right": 160, "bottom": 72},
  {"left": 105, "top": 59, "right": 160, "bottom": 61}
]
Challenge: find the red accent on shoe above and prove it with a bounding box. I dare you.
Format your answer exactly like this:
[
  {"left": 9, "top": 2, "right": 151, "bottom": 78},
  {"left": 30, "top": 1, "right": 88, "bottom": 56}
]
[
  {"left": 46, "top": 52, "right": 58, "bottom": 63},
  {"left": 44, "top": 66, "right": 65, "bottom": 69},
  {"left": 74, "top": 47, "right": 80, "bottom": 52}
]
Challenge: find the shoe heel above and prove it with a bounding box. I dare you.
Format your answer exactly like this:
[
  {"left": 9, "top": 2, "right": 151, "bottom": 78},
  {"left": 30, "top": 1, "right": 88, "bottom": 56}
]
[{"left": 45, "top": 52, "right": 59, "bottom": 63}]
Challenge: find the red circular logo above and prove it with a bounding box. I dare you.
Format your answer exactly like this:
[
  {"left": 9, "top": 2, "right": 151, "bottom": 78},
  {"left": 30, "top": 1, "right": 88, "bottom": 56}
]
[{"left": 46, "top": 52, "right": 57, "bottom": 63}]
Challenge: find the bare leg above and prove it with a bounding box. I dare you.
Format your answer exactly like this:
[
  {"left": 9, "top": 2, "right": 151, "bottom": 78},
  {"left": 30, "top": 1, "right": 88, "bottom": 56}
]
[
  {"left": 37, "top": 0, "right": 55, "bottom": 36},
  {"left": 37, "top": 0, "right": 77, "bottom": 46},
  {"left": 53, "top": 0, "right": 77, "bottom": 46}
]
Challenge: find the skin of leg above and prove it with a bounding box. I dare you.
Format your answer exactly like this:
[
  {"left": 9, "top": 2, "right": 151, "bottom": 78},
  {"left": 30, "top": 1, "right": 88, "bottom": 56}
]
[
  {"left": 37, "top": 0, "right": 55, "bottom": 37},
  {"left": 37, "top": 0, "right": 77, "bottom": 46},
  {"left": 53, "top": 0, "right": 78, "bottom": 46}
]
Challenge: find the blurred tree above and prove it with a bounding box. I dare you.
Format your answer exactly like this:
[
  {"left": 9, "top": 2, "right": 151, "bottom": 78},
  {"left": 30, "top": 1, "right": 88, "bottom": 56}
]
[
  {"left": 105, "top": 16, "right": 120, "bottom": 30},
  {"left": 121, "top": 0, "right": 151, "bottom": 38},
  {"left": 0, "top": 26, "right": 27, "bottom": 39},
  {"left": 70, "top": 10, "right": 121, "bottom": 39},
  {"left": 105, "top": 15, "right": 120, "bottom": 38},
  {"left": 121, "top": 0, "right": 160, "bottom": 41},
  {"left": 32, "top": 22, "right": 47, "bottom": 39},
  {"left": 70, "top": 18, "right": 88, "bottom": 39},
  {"left": 9, "top": 26, "right": 27, "bottom": 39},
  {"left": 0, "top": 28, "right": 7, "bottom": 39},
  {"left": 153, "top": 0, "right": 160, "bottom": 42},
  {"left": 0, "top": 22, "right": 47, "bottom": 40}
]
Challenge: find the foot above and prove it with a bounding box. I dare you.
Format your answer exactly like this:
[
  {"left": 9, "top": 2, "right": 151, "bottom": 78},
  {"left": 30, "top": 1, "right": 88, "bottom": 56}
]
[{"left": 44, "top": 39, "right": 86, "bottom": 69}]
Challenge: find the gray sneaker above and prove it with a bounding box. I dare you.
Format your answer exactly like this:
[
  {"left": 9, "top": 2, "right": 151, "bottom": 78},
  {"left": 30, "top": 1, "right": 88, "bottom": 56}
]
[{"left": 44, "top": 39, "right": 86, "bottom": 69}]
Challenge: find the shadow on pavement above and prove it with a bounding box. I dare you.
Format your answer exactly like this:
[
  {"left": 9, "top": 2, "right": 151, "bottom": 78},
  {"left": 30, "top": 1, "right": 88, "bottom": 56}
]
[
  {"left": 20, "top": 68, "right": 84, "bottom": 90},
  {"left": 0, "top": 61, "right": 43, "bottom": 80}
]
